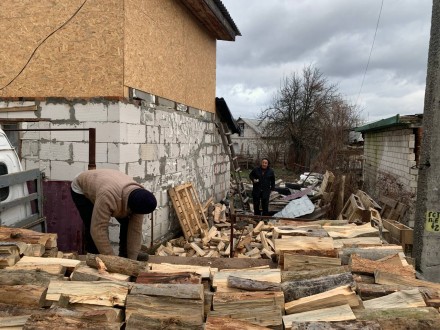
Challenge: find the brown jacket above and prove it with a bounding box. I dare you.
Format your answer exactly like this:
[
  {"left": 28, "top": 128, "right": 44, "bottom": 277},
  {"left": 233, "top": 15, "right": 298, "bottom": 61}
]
[{"left": 76, "top": 169, "right": 145, "bottom": 260}]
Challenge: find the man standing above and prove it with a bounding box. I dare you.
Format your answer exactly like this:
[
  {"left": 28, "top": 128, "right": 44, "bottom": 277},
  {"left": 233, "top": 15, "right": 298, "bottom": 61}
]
[
  {"left": 249, "top": 158, "right": 275, "bottom": 216},
  {"left": 70, "top": 169, "right": 157, "bottom": 260}
]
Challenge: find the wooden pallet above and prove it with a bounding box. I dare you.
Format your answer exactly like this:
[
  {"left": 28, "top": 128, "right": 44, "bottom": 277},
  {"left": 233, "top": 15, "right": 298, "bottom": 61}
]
[{"left": 168, "top": 183, "right": 208, "bottom": 241}]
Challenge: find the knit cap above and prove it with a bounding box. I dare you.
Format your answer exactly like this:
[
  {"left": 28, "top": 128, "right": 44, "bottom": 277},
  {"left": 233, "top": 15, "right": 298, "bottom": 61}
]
[{"left": 128, "top": 189, "right": 157, "bottom": 214}]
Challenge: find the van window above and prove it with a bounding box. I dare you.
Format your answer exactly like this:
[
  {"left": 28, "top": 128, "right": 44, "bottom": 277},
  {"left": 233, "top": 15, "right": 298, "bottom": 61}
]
[{"left": 0, "top": 163, "right": 9, "bottom": 201}]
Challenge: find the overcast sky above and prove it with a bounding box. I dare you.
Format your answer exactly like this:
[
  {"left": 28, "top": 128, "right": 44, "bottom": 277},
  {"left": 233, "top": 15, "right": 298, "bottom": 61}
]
[{"left": 216, "top": 0, "right": 432, "bottom": 123}]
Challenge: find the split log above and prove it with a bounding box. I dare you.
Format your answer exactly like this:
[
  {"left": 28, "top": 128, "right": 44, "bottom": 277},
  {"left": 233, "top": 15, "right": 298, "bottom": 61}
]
[
  {"left": 190, "top": 243, "right": 206, "bottom": 257},
  {"left": 130, "top": 283, "right": 204, "bottom": 300},
  {"left": 86, "top": 253, "right": 148, "bottom": 277},
  {"left": 352, "top": 274, "right": 375, "bottom": 284},
  {"left": 6, "top": 263, "right": 66, "bottom": 275},
  {"left": 136, "top": 271, "right": 201, "bottom": 284},
  {"left": 0, "top": 254, "right": 19, "bottom": 268},
  {"left": 374, "top": 270, "right": 440, "bottom": 291},
  {"left": 0, "top": 269, "right": 63, "bottom": 286},
  {"left": 67, "top": 304, "right": 124, "bottom": 323},
  {"left": 14, "top": 256, "right": 80, "bottom": 271},
  {"left": 350, "top": 253, "right": 415, "bottom": 277},
  {"left": 354, "top": 307, "right": 440, "bottom": 321},
  {"left": 227, "top": 275, "right": 281, "bottom": 291},
  {"left": 43, "top": 247, "right": 59, "bottom": 258},
  {"left": 46, "top": 281, "right": 129, "bottom": 307},
  {"left": 149, "top": 263, "right": 216, "bottom": 279},
  {"left": 0, "top": 226, "right": 57, "bottom": 248},
  {"left": 356, "top": 283, "right": 418, "bottom": 300},
  {"left": 0, "top": 302, "right": 44, "bottom": 317},
  {"left": 275, "top": 237, "right": 335, "bottom": 261},
  {"left": 332, "top": 237, "right": 382, "bottom": 249},
  {"left": 324, "top": 223, "right": 379, "bottom": 239},
  {"left": 205, "top": 316, "right": 271, "bottom": 330},
  {"left": 283, "top": 304, "right": 356, "bottom": 330},
  {"left": 22, "top": 313, "right": 121, "bottom": 330},
  {"left": 282, "top": 266, "right": 350, "bottom": 282},
  {"left": 285, "top": 285, "right": 359, "bottom": 314},
  {"left": 284, "top": 254, "right": 341, "bottom": 271},
  {"left": 363, "top": 289, "right": 426, "bottom": 309},
  {"left": 0, "top": 315, "right": 30, "bottom": 329},
  {"left": 339, "top": 246, "right": 403, "bottom": 265},
  {"left": 281, "top": 272, "right": 354, "bottom": 302},
  {"left": 211, "top": 291, "right": 284, "bottom": 330},
  {"left": 212, "top": 268, "right": 281, "bottom": 293},
  {"left": 24, "top": 244, "right": 46, "bottom": 257},
  {"left": 290, "top": 320, "right": 381, "bottom": 330},
  {"left": 125, "top": 295, "right": 204, "bottom": 328},
  {"left": 0, "top": 284, "right": 47, "bottom": 307},
  {"left": 126, "top": 312, "right": 203, "bottom": 330},
  {"left": 70, "top": 264, "right": 130, "bottom": 282}
]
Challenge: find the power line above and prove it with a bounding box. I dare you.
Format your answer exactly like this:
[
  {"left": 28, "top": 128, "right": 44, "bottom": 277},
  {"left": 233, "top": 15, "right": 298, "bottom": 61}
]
[
  {"left": 356, "top": 0, "right": 384, "bottom": 106},
  {"left": 0, "top": 0, "right": 88, "bottom": 91}
]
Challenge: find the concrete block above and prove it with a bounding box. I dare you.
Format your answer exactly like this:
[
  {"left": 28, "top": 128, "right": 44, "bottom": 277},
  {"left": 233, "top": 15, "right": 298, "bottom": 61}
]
[
  {"left": 127, "top": 161, "right": 146, "bottom": 179},
  {"left": 108, "top": 143, "right": 140, "bottom": 163},
  {"left": 119, "top": 103, "right": 141, "bottom": 124},
  {"left": 107, "top": 102, "right": 120, "bottom": 122},
  {"left": 146, "top": 126, "right": 160, "bottom": 143},
  {"left": 21, "top": 140, "right": 39, "bottom": 158},
  {"left": 50, "top": 123, "right": 87, "bottom": 142},
  {"left": 74, "top": 103, "right": 107, "bottom": 122},
  {"left": 146, "top": 160, "right": 161, "bottom": 176},
  {"left": 40, "top": 142, "right": 71, "bottom": 161},
  {"left": 96, "top": 163, "right": 125, "bottom": 172},
  {"left": 40, "top": 103, "right": 70, "bottom": 121},
  {"left": 169, "top": 144, "right": 180, "bottom": 158},
  {"left": 24, "top": 159, "right": 51, "bottom": 177},
  {"left": 140, "top": 108, "right": 155, "bottom": 125},
  {"left": 126, "top": 124, "right": 146, "bottom": 143},
  {"left": 140, "top": 144, "right": 158, "bottom": 161},
  {"left": 84, "top": 122, "right": 126, "bottom": 143},
  {"left": 21, "top": 122, "right": 51, "bottom": 140},
  {"left": 72, "top": 142, "right": 108, "bottom": 163},
  {"left": 50, "top": 161, "right": 87, "bottom": 180}
]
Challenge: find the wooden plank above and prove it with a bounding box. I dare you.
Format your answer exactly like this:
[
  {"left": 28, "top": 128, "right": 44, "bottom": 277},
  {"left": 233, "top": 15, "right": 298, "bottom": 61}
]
[
  {"left": 284, "top": 254, "right": 341, "bottom": 271},
  {"left": 283, "top": 304, "right": 356, "bottom": 330},
  {"left": 205, "top": 316, "right": 271, "bottom": 330},
  {"left": 169, "top": 188, "right": 194, "bottom": 239},
  {"left": 0, "top": 105, "right": 37, "bottom": 112},
  {"left": 46, "top": 281, "right": 129, "bottom": 307},
  {"left": 285, "top": 285, "right": 359, "bottom": 314},
  {"left": 282, "top": 272, "right": 354, "bottom": 302},
  {"left": 363, "top": 289, "right": 426, "bottom": 309},
  {"left": 189, "top": 184, "right": 209, "bottom": 229},
  {"left": 136, "top": 271, "right": 201, "bottom": 284}
]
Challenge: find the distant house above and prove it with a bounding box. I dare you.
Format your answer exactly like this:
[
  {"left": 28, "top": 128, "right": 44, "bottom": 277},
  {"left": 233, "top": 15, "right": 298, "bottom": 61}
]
[
  {"left": 231, "top": 117, "right": 265, "bottom": 159},
  {"left": 355, "top": 114, "right": 423, "bottom": 227}
]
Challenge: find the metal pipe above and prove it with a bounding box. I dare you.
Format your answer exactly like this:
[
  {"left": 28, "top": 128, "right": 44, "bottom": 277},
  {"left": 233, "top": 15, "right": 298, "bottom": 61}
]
[
  {"left": 3, "top": 128, "right": 97, "bottom": 171},
  {"left": 150, "top": 212, "right": 154, "bottom": 248}
]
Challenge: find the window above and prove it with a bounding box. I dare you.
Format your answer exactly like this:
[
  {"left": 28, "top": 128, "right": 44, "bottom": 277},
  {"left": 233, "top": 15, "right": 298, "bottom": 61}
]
[
  {"left": 0, "top": 163, "right": 9, "bottom": 201},
  {"left": 238, "top": 123, "right": 245, "bottom": 137}
]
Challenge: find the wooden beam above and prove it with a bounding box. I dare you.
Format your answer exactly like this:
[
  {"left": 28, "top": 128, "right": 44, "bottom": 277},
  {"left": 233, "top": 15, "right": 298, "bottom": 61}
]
[{"left": 0, "top": 105, "right": 37, "bottom": 112}]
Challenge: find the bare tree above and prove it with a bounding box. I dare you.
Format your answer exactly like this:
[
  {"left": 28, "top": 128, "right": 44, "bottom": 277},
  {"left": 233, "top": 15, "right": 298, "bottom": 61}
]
[{"left": 260, "top": 65, "right": 360, "bottom": 172}]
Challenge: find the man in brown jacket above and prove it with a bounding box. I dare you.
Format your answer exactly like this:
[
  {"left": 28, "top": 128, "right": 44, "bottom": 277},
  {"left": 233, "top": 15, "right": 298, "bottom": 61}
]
[{"left": 70, "top": 169, "right": 157, "bottom": 260}]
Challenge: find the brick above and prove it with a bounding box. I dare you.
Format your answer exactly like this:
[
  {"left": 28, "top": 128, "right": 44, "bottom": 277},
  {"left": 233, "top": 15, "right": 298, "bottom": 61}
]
[{"left": 74, "top": 103, "right": 107, "bottom": 122}]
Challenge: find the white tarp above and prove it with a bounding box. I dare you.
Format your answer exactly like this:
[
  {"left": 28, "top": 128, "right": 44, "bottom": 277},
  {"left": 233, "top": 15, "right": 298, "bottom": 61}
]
[{"left": 273, "top": 195, "right": 315, "bottom": 218}]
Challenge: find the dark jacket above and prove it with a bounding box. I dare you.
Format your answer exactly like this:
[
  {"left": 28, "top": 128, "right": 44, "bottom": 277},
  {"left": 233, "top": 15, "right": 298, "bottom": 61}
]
[{"left": 249, "top": 166, "right": 275, "bottom": 199}]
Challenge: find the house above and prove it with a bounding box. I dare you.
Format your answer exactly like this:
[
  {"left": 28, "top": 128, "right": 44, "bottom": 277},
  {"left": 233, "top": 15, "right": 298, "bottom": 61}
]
[
  {"left": 355, "top": 114, "right": 423, "bottom": 227},
  {"left": 0, "top": 0, "right": 240, "bottom": 250},
  {"left": 231, "top": 117, "right": 265, "bottom": 159}
]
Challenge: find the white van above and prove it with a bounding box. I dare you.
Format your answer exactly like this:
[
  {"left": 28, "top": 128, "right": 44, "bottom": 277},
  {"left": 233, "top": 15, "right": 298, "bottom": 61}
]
[{"left": 0, "top": 129, "right": 32, "bottom": 227}]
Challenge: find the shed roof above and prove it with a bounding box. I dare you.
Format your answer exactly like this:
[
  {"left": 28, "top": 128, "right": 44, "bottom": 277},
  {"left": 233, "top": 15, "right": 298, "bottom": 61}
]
[
  {"left": 179, "top": 0, "right": 241, "bottom": 41},
  {"left": 355, "top": 114, "right": 423, "bottom": 133},
  {"left": 216, "top": 97, "right": 240, "bottom": 134},
  {"left": 237, "top": 117, "right": 265, "bottom": 135}
]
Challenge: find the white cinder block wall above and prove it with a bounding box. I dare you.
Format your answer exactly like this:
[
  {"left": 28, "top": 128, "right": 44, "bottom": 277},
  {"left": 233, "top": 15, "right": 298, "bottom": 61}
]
[
  {"left": 1, "top": 96, "right": 230, "bottom": 248},
  {"left": 362, "top": 128, "right": 417, "bottom": 226}
]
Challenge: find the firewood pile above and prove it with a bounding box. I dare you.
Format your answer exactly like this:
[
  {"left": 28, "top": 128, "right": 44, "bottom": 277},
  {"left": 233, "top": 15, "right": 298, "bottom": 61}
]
[{"left": 0, "top": 218, "right": 439, "bottom": 329}]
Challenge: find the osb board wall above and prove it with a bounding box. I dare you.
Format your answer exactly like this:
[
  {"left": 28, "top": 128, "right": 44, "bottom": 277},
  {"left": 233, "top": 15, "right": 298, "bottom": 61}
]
[
  {"left": 124, "top": 0, "right": 217, "bottom": 113},
  {"left": 0, "top": 0, "right": 124, "bottom": 98}
]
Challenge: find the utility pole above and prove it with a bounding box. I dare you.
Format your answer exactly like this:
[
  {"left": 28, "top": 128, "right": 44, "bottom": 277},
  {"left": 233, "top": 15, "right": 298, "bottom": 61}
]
[{"left": 413, "top": 1, "right": 440, "bottom": 282}]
